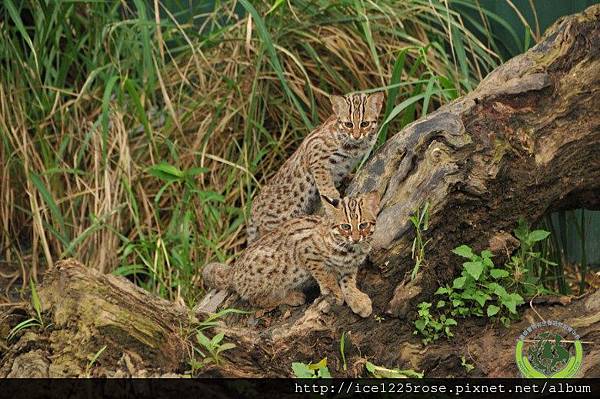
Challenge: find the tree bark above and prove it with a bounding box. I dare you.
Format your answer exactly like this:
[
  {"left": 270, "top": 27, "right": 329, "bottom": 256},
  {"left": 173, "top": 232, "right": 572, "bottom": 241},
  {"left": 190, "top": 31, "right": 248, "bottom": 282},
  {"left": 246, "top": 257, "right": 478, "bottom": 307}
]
[
  {"left": 1, "top": 259, "right": 192, "bottom": 377},
  {"left": 2, "top": 5, "right": 599, "bottom": 378}
]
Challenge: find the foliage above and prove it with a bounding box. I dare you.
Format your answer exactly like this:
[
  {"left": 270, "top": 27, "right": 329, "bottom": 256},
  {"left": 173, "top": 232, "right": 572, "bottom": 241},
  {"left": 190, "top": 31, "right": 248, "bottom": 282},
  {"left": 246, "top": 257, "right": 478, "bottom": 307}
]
[
  {"left": 85, "top": 345, "right": 108, "bottom": 378},
  {"left": 186, "top": 308, "right": 246, "bottom": 375},
  {"left": 339, "top": 331, "right": 347, "bottom": 371},
  {"left": 195, "top": 308, "right": 250, "bottom": 331},
  {"left": 291, "top": 358, "right": 331, "bottom": 378},
  {"left": 365, "top": 361, "right": 424, "bottom": 378},
  {"left": 460, "top": 356, "right": 475, "bottom": 373},
  {"left": 7, "top": 278, "right": 44, "bottom": 342},
  {"left": 413, "top": 301, "right": 457, "bottom": 345},
  {"left": 508, "top": 219, "right": 557, "bottom": 297},
  {"left": 439, "top": 245, "right": 524, "bottom": 322},
  {"left": 410, "top": 201, "right": 431, "bottom": 280},
  {"left": 414, "top": 223, "right": 554, "bottom": 344},
  {"left": 193, "top": 332, "right": 236, "bottom": 366}
]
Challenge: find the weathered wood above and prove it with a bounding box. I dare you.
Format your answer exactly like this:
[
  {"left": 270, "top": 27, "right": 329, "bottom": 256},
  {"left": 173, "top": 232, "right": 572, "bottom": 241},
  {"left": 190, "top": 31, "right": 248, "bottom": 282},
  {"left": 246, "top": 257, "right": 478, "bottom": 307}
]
[
  {"left": 0, "top": 259, "right": 193, "bottom": 377},
  {"left": 1, "top": 5, "right": 599, "bottom": 378},
  {"left": 348, "top": 4, "right": 600, "bottom": 318}
]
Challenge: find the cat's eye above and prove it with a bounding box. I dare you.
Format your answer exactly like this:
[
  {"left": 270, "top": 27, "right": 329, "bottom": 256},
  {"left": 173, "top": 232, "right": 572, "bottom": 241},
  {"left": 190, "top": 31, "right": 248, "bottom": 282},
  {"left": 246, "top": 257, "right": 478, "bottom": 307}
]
[
  {"left": 343, "top": 122, "right": 353, "bottom": 129},
  {"left": 358, "top": 222, "right": 369, "bottom": 229},
  {"left": 340, "top": 223, "right": 352, "bottom": 231},
  {"left": 360, "top": 121, "right": 370, "bottom": 128}
]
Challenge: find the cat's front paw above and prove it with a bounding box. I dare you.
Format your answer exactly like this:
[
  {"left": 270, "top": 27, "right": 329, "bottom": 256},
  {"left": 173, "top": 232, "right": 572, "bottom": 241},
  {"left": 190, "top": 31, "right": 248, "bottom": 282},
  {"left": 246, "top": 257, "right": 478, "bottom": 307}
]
[{"left": 347, "top": 292, "right": 372, "bottom": 318}]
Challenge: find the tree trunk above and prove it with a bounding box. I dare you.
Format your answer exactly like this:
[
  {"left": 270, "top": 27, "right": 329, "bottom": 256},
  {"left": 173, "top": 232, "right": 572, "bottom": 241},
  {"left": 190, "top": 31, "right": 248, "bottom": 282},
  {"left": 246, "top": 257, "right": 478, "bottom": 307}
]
[{"left": 2, "top": 5, "right": 599, "bottom": 378}]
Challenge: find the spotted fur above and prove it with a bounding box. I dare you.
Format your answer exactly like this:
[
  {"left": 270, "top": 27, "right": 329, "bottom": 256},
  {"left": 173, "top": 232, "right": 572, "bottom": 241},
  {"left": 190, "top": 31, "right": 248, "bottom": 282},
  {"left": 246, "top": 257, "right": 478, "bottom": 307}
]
[
  {"left": 204, "top": 192, "right": 380, "bottom": 317},
  {"left": 247, "top": 92, "right": 384, "bottom": 242}
]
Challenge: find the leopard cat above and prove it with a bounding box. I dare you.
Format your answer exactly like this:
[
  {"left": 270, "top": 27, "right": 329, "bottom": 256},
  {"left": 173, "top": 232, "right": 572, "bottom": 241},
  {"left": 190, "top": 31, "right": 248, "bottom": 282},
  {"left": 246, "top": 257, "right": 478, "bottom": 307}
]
[
  {"left": 203, "top": 192, "right": 379, "bottom": 317},
  {"left": 247, "top": 92, "right": 384, "bottom": 243}
]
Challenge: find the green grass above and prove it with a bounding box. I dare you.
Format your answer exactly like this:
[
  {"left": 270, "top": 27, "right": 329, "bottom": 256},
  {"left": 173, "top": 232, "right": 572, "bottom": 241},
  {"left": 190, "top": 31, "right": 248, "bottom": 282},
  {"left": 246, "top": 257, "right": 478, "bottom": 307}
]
[{"left": 0, "top": 0, "right": 551, "bottom": 306}]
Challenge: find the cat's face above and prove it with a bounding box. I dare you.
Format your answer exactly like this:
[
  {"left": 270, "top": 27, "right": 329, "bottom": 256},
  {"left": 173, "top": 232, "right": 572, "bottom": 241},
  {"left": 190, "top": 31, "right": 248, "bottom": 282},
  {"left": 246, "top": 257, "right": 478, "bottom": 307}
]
[
  {"left": 330, "top": 93, "right": 384, "bottom": 142},
  {"left": 322, "top": 192, "right": 380, "bottom": 245}
]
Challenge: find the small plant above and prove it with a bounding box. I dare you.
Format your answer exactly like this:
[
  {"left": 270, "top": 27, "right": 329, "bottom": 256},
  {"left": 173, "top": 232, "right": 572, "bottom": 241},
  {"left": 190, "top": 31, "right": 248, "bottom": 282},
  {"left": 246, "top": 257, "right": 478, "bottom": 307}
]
[
  {"left": 461, "top": 356, "right": 475, "bottom": 373},
  {"left": 508, "top": 219, "right": 556, "bottom": 297},
  {"left": 339, "top": 332, "right": 347, "bottom": 371},
  {"left": 85, "top": 345, "right": 107, "bottom": 377},
  {"left": 409, "top": 202, "right": 431, "bottom": 280},
  {"left": 413, "top": 302, "right": 456, "bottom": 345},
  {"left": 365, "top": 361, "right": 423, "bottom": 378},
  {"left": 194, "top": 331, "right": 236, "bottom": 366},
  {"left": 196, "top": 308, "right": 249, "bottom": 331},
  {"left": 186, "top": 308, "right": 246, "bottom": 376},
  {"left": 440, "top": 245, "right": 524, "bottom": 321},
  {"left": 291, "top": 358, "right": 332, "bottom": 378},
  {"left": 414, "top": 244, "right": 532, "bottom": 344},
  {"left": 7, "top": 278, "right": 44, "bottom": 342}
]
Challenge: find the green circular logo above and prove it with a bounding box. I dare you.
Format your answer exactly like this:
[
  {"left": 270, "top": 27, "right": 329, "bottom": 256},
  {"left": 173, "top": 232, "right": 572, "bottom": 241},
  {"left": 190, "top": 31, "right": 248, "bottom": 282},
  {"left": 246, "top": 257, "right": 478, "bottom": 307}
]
[{"left": 515, "top": 320, "right": 583, "bottom": 378}]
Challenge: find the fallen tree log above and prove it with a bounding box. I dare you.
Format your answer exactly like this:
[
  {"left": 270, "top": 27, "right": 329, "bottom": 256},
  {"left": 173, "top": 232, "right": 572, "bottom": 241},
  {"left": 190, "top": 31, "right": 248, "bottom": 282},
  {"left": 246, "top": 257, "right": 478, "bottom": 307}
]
[
  {"left": 0, "top": 259, "right": 193, "bottom": 377},
  {"left": 2, "top": 5, "right": 599, "bottom": 378}
]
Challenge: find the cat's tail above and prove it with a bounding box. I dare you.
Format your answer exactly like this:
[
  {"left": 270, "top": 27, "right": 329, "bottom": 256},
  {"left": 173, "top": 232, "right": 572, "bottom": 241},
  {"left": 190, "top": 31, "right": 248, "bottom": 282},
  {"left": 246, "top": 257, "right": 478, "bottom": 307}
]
[{"left": 202, "top": 262, "right": 231, "bottom": 290}]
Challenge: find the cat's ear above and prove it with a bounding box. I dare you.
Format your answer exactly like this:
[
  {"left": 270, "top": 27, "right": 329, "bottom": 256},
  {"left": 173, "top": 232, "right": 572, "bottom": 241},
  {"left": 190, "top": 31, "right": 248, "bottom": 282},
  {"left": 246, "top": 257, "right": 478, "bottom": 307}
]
[
  {"left": 366, "top": 92, "right": 385, "bottom": 117},
  {"left": 321, "top": 195, "right": 340, "bottom": 216},
  {"left": 362, "top": 190, "right": 380, "bottom": 216},
  {"left": 329, "top": 95, "right": 347, "bottom": 118}
]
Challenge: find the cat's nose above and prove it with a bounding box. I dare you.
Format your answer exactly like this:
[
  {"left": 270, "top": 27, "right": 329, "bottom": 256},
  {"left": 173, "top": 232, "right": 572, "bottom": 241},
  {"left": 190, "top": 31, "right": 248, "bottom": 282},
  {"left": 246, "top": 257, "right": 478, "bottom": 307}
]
[{"left": 352, "top": 130, "right": 362, "bottom": 139}]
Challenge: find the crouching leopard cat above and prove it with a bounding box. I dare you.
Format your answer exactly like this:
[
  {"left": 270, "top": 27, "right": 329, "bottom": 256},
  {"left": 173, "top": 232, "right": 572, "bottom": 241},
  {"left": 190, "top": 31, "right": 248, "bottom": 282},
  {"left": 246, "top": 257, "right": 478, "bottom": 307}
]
[
  {"left": 204, "top": 192, "right": 379, "bottom": 317},
  {"left": 247, "top": 92, "right": 384, "bottom": 242}
]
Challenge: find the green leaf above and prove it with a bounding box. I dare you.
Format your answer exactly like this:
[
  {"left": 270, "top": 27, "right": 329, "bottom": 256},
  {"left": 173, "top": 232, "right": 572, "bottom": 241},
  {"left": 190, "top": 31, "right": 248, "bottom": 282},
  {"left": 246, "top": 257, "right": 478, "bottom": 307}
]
[
  {"left": 414, "top": 320, "right": 426, "bottom": 331},
  {"left": 196, "top": 331, "right": 212, "bottom": 349},
  {"left": 291, "top": 362, "right": 314, "bottom": 378},
  {"left": 365, "top": 361, "right": 423, "bottom": 378},
  {"left": 29, "top": 171, "right": 68, "bottom": 244},
  {"left": 490, "top": 283, "right": 508, "bottom": 297},
  {"left": 453, "top": 276, "right": 467, "bottom": 289},
  {"left": 365, "top": 361, "right": 376, "bottom": 373},
  {"left": 29, "top": 278, "right": 42, "bottom": 322},
  {"left": 318, "top": 367, "right": 332, "bottom": 378},
  {"left": 185, "top": 167, "right": 210, "bottom": 177},
  {"left": 464, "top": 261, "right": 484, "bottom": 280},
  {"left": 472, "top": 291, "right": 491, "bottom": 307},
  {"left": 528, "top": 230, "right": 550, "bottom": 242},
  {"left": 483, "top": 256, "right": 494, "bottom": 268},
  {"left": 500, "top": 294, "right": 523, "bottom": 314},
  {"left": 502, "top": 298, "right": 517, "bottom": 314},
  {"left": 211, "top": 332, "right": 225, "bottom": 346},
  {"left": 490, "top": 269, "right": 509, "bottom": 279},
  {"left": 511, "top": 293, "right": 524, "bottom": 304},
  {"left": 434, "top": 286, "right": 450, "bottom": 295},
  {"left": 238, "top": 0, "right": 312, "bottom": 129},
  {"left": 487, "top": 304, "right": 500, "bottom": 316},
  {"left": 308, "top": 357, "right": 328, "bottom": 371},
  {"left": 216, "top": 343, "right": 236, "bottom": 353},
  {"left": 148, "top": 163, "right": 184, "bottom": 182},
  {"left": 436, "top": 300, "right": 446, "bottom": 309},
  {"left": 452, "top": 245, "right": 474, "bottom": 259},
  {"left": 514, "top": 219, "right": 529, "bottom": 242}
]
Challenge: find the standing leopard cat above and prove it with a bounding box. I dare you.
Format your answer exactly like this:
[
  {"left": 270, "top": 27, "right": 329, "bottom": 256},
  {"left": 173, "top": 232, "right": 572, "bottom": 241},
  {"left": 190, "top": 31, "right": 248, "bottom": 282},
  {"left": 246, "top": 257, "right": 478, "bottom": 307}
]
[
  {"left": 247, "top": 92, "right": 384, "bottom": 242},
  {"left": 204, "top": 192, "right": 379, "bottom": 317}
]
